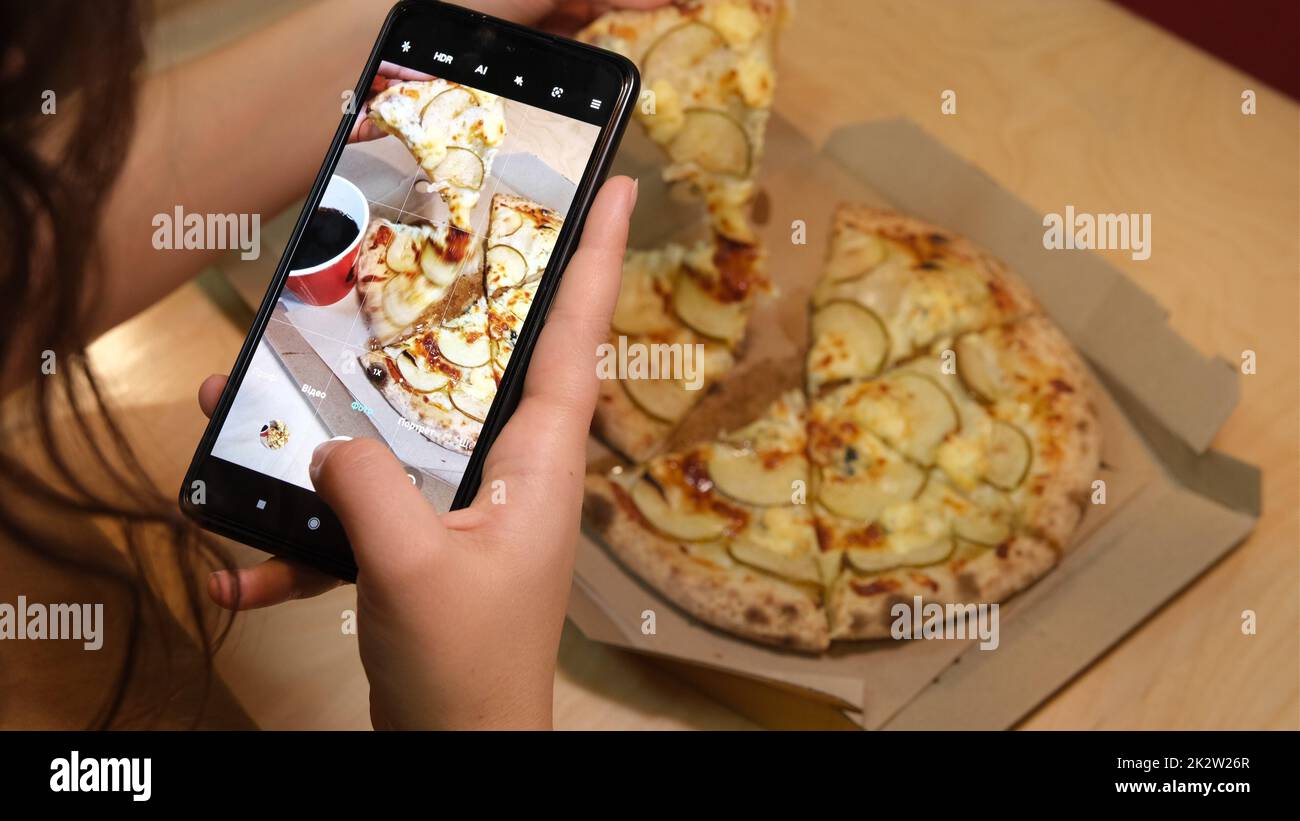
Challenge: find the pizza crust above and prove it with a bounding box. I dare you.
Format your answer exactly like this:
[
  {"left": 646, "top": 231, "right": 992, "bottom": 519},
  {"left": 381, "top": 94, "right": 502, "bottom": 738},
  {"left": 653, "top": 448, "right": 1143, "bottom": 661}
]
[
  {"left": 825, "top": 535, "right": 1058, "bottom": 639},
  {"left": 995, "top": 315, "right": 1102, "bottom": 548},
  {"left": 827, "top": 205, "right": 1042, "bottom": 322},
  {"left": 359, "top": 351, "right": 481, "bottom": 454},
  {"left": 583, "top": 474, "right": 830, "bottom": 651}
]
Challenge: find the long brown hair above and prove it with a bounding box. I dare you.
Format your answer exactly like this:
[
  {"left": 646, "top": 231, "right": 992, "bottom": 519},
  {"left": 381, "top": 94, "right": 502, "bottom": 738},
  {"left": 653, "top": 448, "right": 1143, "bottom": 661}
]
[{"left": 1, "top": 0, "right": 237, "bottom": 727}]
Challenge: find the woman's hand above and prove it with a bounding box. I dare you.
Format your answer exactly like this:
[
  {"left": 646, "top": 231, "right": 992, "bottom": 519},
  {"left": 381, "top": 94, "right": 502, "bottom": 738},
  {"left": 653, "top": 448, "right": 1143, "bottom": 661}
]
[
  {"left": 202, "top": 176, "right": 637, "bottom": 729},
  {"left": 347, "top": 61, "right": 436, "bottom": 143}
]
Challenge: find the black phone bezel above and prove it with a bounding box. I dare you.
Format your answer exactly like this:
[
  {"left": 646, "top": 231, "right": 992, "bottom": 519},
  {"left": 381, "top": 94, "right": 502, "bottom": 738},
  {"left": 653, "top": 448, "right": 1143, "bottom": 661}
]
[{"left": 179, "top": 0, "right": 639, "bottom": 581}]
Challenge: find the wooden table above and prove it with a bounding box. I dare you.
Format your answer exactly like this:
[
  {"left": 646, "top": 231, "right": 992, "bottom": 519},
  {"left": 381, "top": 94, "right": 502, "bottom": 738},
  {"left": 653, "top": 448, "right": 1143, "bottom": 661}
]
[{"left": 87, "top": 0, "right": 1298, "bottom": 729}]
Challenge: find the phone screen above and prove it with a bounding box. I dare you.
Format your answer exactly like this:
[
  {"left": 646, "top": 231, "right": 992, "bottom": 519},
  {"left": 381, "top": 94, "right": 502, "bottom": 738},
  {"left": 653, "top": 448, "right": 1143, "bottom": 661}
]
[{"left": 184, "top": 2, "right": 636, "bottom": 577}]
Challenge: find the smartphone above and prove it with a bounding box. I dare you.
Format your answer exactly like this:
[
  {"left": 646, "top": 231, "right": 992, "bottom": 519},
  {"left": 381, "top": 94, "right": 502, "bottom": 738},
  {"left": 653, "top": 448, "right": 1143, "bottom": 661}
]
[{"left": 180, "top": 0, "right": 638, "bottom": 580}]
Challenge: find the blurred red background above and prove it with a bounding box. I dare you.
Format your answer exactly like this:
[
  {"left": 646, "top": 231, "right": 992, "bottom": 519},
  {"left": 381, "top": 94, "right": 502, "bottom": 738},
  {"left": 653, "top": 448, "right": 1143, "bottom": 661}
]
[{"left": 1115, "top": 0, "right": 1299, "bottom": 99}]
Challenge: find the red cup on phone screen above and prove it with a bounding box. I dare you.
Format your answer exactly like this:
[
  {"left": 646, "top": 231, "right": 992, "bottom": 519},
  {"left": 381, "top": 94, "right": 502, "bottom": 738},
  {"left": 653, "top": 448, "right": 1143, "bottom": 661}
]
[{"left": 285, "top": 175, "right": 369, "bottom": 306}]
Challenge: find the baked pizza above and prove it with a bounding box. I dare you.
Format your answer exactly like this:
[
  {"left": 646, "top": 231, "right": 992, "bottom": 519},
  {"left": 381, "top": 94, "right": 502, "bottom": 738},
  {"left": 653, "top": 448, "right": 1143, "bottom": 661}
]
[
  {"left": 585, "top": 390, "right": 829, "bottom": 650},
  {"left": 592, "top": 234, "right": 767, "bottom": 461},
  {"left": 485, "top": 194, "right": 561, "bottom": 380},
  {"left": 359, "top": 193, "right": 563, "bottom": 455},
  {"left": 583, "top": 206, "right": 1102, "bottom": 650},
  {"left": 578, "top": 0, "right": 791, "bottom": 243},
  {"left": 358, "top": 264, "right": 491, "bottom": 454},
  {"left": 368, "top": 79, "right": 506, "bottom": 229},
  {"left": 355, "top": 217, "right": 482, "bottom": 346}
]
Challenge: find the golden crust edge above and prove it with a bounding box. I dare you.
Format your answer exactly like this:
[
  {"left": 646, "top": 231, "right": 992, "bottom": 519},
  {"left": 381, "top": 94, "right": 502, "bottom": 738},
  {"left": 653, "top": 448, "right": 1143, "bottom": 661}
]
[
  {"left": 582, "top": 474, "right": 831, "bottom": 652},
  {"left": 826, "top": 534, "right": 1058, "bottom": 640}
]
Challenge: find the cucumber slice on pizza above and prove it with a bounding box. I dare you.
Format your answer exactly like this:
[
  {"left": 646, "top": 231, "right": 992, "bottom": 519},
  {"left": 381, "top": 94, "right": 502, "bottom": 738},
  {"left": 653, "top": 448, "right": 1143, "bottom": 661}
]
[
  {"left": 483, "top": 193, "right": 562, "bottom": 373},
  {"left": 368, "top": 79, "right": 506, "bottom": 230},
  {"left": 610, "top": 244, "right": 684, "bottom": 337},
  {"left": 360, "top": 304, "right": 494, "bottom": 455},
  {"left": 815, "top": 315, "right": 1100, "bottom": 641},
  {"left": 609, "top": 238, "right": 766, "bottom": 345},
  {"left": 578, "top": 0, "right": 792, "bottom": 243},
  {"left": 672, "top": 234, "right": 769, "bottom": 345},
  {"left": 808, "top": 206, "right": 1041, "bottom": 382},
  {"left": 584, "top": 390, "right": 829, "bottom": 650},
  {"left": 593, "top": 234, "right": 766, "bottom": 461},
  {"left": 595, "top": 325, "right": 734, "bottom": 460},
  {"left": 355, "top": 218, "right": 484, "bottom": 346}
]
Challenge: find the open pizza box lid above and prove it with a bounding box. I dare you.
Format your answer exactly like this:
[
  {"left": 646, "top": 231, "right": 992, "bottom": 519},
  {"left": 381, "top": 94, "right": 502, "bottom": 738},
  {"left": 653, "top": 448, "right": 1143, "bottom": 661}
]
[{"left": 568, "top": 117, "right": 1260, "bottom": 729}]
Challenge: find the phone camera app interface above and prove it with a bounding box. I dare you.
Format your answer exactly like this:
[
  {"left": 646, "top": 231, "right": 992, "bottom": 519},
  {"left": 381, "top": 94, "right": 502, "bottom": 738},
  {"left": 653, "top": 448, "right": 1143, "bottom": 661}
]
[{"left": 209, "top": 33, "right": 607, "bottom": 512}]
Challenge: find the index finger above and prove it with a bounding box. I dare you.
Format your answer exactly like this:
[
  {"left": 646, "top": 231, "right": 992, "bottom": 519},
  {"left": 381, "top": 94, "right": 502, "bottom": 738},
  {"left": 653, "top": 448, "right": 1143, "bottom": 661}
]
[{"left": 521, "top": 175, "right": 637, "bottom": 411}]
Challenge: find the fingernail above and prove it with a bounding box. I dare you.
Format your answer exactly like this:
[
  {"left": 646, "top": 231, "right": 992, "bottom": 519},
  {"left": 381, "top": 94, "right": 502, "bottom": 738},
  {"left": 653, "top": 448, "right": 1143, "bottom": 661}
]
[
  {"left": 310, "top": 436, "right": 352, "bottom": 484},
  {"left": 630, "top": 177, "right": 639, "bottom": 210}
]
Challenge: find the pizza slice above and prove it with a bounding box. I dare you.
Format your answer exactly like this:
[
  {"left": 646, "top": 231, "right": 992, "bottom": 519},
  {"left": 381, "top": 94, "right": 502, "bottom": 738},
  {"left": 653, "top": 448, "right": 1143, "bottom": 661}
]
[
  {"left": 578, "top": 0, "right": 792, "bottom": 243},
  {"left": 354, "top": 217, "right": 483, "bottom": 346},
  {"left": 360, "top": 291, "right": 497, "bottom": 455},
  {"left": 803, "top": 207, "right": 1097, "bottom": 639},
  {"left": 593, "top": 240, "right": 745, "bottom": 461},
  {"left": 368, "top": 79, "right": 506, "bottom": 229},
  {"left": 360, "top": 193, "right": 567, "bottom": 454},
  {"left": 483, "top": 193, "right": 562, "bottom": 378},
  {"left": 807, "top": 206, "right": 1040, "bottom": 394},
  {"left": 809, "top": 316, "right": 1100, "bottom": 639},
  {"left": 584, "top": 390, "right": 829, "bottom": 650},
  {"left": 671, "top": 233, "right": 769, "bottom": 345}
]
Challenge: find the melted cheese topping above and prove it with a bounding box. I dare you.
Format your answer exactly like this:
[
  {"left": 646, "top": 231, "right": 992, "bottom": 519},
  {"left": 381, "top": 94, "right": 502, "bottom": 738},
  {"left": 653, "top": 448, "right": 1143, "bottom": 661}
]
[
  {"left": 618, "top": 389, "right": 818, "bottom": 574},
  {"left": 712, "top": 1, "right": 764, "bottom": 47},
  {"left": 578, "top": 1, "right": 788, "bottom": 243},
  {"left": 369, "top": 79, "right": 506, "bottom": 229},
  {"left": 746, "top": 506, "right": 817, "bottom": 557}
]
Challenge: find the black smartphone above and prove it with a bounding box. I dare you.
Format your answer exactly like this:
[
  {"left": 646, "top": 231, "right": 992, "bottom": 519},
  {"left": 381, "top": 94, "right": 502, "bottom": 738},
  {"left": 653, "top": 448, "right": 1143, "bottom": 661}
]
[{"left": 180, "top": 0, "right": 638, "bottom": 580}]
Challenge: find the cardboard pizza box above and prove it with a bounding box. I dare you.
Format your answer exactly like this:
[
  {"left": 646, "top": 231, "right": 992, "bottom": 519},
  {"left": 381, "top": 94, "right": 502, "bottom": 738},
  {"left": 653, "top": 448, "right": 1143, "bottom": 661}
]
[
  {"left": 219, "top": 114, "right": 1260, "bottom": 730},
  {"left": 568, "top": 117, "right": 1260, "bottom": 729}
]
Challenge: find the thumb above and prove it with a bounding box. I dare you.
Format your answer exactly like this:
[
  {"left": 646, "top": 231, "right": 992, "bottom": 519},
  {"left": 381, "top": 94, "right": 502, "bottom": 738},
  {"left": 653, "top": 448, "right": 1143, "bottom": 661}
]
[{"left": 309, "top": 437, "right": 448, "bottom": 576}]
